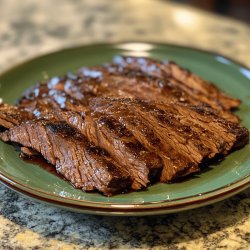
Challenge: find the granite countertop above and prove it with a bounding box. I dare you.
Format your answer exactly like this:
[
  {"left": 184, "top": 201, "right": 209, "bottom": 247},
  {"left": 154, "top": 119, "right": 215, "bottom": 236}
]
[{"left": 0, "top": 0, "right": 250, "bottom": 249}]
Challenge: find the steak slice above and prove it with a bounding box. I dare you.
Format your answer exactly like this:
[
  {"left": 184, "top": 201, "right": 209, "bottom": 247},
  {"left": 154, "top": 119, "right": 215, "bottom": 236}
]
[
  {"left": 111, "top": 56, "right": 241, "bottom": 110},
  {"left": 78, "top": 66, "right": 239, "bottom": 123},
  {"left": 185, "top": 104, "right": 249, "bottom": 150},
  {"left": 167, "top": 62, "right": 241, "bottom": 110},
  {"left": 17, "top": 84, "right": 164, "bottom": 189},
  {"left": 66, "top": 110, "right": 176, "bottom": 185},
  {"left": 90, "top": 97, "right": 249, "bottom": 181},
  {"left": 0, "top": 104, "right": 33, "bottom": 130},
  {"left": 87, "top": 114, "right": 163, "bottom": 189},
  {"left": 142, "top": 101, "right": 248, "bottom": 153},
  {"left": 0, "top": 104, "right": 41, "bottom": 157},
  {"left": 18, "top": 57, "right": 238, "bottom": 123},
  {"left": 94, "top": 98, "right": 248, "bottom": 154},
  {"left": 90, "top": 98, "right": 199, "bottom": 182},
  {"left": 1, "top": 56, "right": 247, "bottom": 197},
  {"left": 18, "top": 84, "right": 87, "bottom": 117},
  {"left": 16, "top": 70, "right": 247, "bottom": 181},
  {"left": 43, "top": 109, "right": 163, "bottom": 190},
  {"left": 0, "top": 120, "right": 132, "bottom": 196}
]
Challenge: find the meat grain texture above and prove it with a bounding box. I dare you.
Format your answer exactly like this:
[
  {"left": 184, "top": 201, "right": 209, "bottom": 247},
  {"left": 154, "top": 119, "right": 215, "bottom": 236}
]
[{"left": 0, "top": 56, "right": 248, "bottom": 196}]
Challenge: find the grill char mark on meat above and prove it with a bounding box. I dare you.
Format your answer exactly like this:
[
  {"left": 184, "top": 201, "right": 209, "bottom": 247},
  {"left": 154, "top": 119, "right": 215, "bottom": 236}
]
[
  {"left": 91, "top": 98, "right": 210, "bottom": 162},
  {"left": 0, "top": 120, "right": 132, "bottom": 196},
  {"left": 90, "top": 98, "right": 200, "bottom": 182},
  {"left": 1, "top": 99, "right": 162, "bottom": 190},
  {"left": 137, "top": 99, "right": 248, "bottom": 152},
  {"left": 133, "top": 100, "right": 233, "bottom": 156},
  {"left": 188, "top": 105, "right": 249, "bottom": 150},
  {"left": 17, "top": 84, "right": 195, "bottom": 184},
  {"left": 91, "top": 114, "right": 163, "bottom": 189},
  {"left": 55, "top": 107, "right": 196, "bottom": 183},
  {"left": 17, "top": 85, "right": 164, "bottom": 189},
  {"left": 47, "top": 108, "right": 163, "bottom": 189},
  {"left": 90, "top": 97, "right": 249, "bottom": 180}
]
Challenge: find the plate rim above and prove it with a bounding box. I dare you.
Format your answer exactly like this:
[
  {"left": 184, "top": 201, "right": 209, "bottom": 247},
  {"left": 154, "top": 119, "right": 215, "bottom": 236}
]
[
  {"left": 0, "top": 168, "right": 249, "bottom": 208},
  {"left": 0, "top": 41, "right": 250, "bottom": 215}
]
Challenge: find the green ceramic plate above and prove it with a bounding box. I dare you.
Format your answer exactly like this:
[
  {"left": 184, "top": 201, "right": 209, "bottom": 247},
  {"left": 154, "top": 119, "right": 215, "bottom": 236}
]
[{"left": 0, "top": 42, "right": 250, "bottom": 216}]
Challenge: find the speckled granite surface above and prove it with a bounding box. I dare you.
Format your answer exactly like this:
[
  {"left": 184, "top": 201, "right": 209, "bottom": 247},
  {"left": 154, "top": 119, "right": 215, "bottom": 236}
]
[{"left": 0, "top": 0, "right": 249, "bottom": 249}]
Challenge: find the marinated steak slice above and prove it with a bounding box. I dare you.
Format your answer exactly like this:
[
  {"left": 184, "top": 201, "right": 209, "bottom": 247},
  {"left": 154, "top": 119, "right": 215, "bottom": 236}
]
[
  {"left": 17, "top": 83, "right": 164, "bottom": 189},
  {"left": 167, "top": 62, "right": 240, "bottom": 110},
  {"left": 18, "top": 55, "right": 239, "bottom": 123},
  {"left": 186, "top": 104, "right": 249, "bottom": 150},
  {"left": 78, "top": 65, "right": 239, "bottom": 122},
  {"left": 0, "top": 56, "right": 248, "bottom": 196},
  {"left": 0, "top": 104, "right": 33, "bottom": 129},
  {"left": 142, "top": 101, "right": 248, "bottom": 153},
  {"left": 40, "top": 109, "right": 163, "bottom": 190},
  {"left": 0, "top": 120, "right": 132, "bottom": 195},
  {"left": 52, "top": 110, "right": 174, "bottom": 184},
  {"left": 111, "top": 56, "right": 240, "bottom": 110},
  {"left": 18, "top": 84, "right": 87, "bottom": 117},
  {"left": 90, "top": 98, "right": 199, "bottom": 182},
  {"left": 87, "top": 114, "right": 163, "bottom": 189},
  {"left": 0, "top": 104, "right": 40, "bottom": 157},
  {"left": 15, "top": 67, "right": 247, "bottom": 181},
  {"left": 90, "top": 97, "right": 249, "bottom": 181},
  {"left": 94, "top": 98, "right": 248, "bottom": 154}
]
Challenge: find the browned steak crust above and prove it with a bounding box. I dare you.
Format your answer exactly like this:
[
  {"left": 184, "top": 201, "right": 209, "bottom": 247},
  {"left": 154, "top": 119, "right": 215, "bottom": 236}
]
[{"left": 0, "top": 56, "right": 248, "bottom": 196}]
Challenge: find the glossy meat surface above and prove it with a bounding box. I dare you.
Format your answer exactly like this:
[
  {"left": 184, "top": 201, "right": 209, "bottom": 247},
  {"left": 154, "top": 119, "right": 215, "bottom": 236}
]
[{"left": 0, "top": 56, "right": 248, "bottom": 196}]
